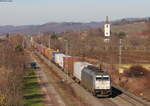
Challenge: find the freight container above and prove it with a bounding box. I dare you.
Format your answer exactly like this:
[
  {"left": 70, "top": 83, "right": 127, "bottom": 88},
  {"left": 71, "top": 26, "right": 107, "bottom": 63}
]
[
  {"left": 60, "top": 55, "right": 71, "bottom": 68},
  {"left": 73, "top": 62, "right": 91, "bottom": 81},
  {"left": 49, "top": 49, "right": 55, "bottom": 60},
  {"left": 43, "top": 48, "right": 47, "bottom": 57},
  {"left": 52, "top": 52, "right": 63, "bottom": 62},
  {"left": 44, "top": 48, "right": 55, "bottom": 60},
  {"left": 63, "top": 57, "right": 84, "bottom": 76},
  {"left": 37, "top": 44, "right": 43, "bottom": 53},
  {"left": 41, "top": 46, "right": 46, "bottom": 55},
  {"left": 34, "top": 43, "right": 38, "bottom": 49},
  {"left": 32, "top": 42, "right": 38, "bottom": 49},
  {"left": 36, "top": 44, "right": 40, "bottom": 52},
  {"left": 56, "top": 53, "right": 66, "bottom": 68},
  {"left": 53, "top": 52, "right": 65, "bottom": 67},
  {"left": 44, "top": 48, "right": 48, "bottom": 57}
]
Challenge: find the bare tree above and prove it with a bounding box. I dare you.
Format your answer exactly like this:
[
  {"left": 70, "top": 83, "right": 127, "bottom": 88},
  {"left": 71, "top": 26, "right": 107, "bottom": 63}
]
[{"left": 0, "top": 35, "right": 28, "bottom": 106}]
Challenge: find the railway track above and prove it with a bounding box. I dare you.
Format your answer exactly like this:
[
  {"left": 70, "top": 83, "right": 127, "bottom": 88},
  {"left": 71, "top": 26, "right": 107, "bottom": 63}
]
[
  {"left": 96, "top": 86, "right": 148, "bottom": 106},
  {"left": 112, "top": 84, "right": 150, "bottom": 106},
  {"left": 108, "top": 89, "right": 146, "bottom": 106},
  {"left": 116, "top": 94, "right": 144, "bottom": 106},
  {"left": 33, "top": 51, "right": 150, "bottom": 106}
]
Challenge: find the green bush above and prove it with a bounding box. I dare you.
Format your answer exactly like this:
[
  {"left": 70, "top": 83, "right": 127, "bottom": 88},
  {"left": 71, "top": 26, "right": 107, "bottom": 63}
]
[{"left": 15, "top": 45, "right": 24, "bottom": 52}]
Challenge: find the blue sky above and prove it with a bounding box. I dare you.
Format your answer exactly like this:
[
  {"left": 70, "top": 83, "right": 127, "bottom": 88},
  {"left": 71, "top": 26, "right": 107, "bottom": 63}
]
[{"left": 0, "top": 0, "right": 149, "bottom": 25}]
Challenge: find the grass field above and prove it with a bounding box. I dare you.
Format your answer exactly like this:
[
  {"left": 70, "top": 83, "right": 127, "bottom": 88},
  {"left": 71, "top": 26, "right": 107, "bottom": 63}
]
[{"left": 23, "top": 69, "right": 44, "bottom": 106}]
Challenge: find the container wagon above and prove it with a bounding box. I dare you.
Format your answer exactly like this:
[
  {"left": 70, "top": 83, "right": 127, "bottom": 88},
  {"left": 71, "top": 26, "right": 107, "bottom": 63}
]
[
  {"left": 44, "top": 48, "right": 55, "bottom": 60},
  {"left": 73, "top": 62, "right": 91, "bottom": 82},
  {"left": 63, "top": 57, "right": 84, "bottom": 76},
  {"left": 81, "top": 65, "right": 111, "bottom": 97},
  {"left": 53, "top": 52, "right": 66, "bottom": 68}
]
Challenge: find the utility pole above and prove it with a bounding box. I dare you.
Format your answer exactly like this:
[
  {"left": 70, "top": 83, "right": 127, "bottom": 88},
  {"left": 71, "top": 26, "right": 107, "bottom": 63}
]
[
  {"left": 22, "top": 36, "right": 25, "bottom": 49},
  {"left": 49, "top": 34, "right": 51, "bottom": 49},
  {"left": 117, "top": 31, "right": 126, "bottom": 74},
  {"left": 30, "top": 36, "right": 33, "bottom": 48},
  {"left": 119, "top": 38, "right": 123, "bottom": 74},
  {"left": 65, "top": 40, "right": 69, "bottom": 55},
  {"left": 65, "top": 39, "right": 69, "bottom": 82}
]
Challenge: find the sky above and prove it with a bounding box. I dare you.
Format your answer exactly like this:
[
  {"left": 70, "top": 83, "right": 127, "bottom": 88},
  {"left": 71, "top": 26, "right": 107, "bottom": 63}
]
[{"left": 0, "top": 0, "right": 149, "bottom": 25}]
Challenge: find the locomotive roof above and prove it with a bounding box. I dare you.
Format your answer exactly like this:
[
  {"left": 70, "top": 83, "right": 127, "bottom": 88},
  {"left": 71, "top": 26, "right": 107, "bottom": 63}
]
[{"left": 86, "top": 65, "right": 109, "bottom": 75}]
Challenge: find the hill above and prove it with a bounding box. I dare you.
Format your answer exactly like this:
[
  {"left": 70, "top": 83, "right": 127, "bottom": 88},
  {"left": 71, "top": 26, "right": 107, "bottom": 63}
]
[
  {"left": 0, "top": 17, "right": 149, "bottom": 35},
  {"left": 0, "top": 22, "right": 103, "bottom": 35}
]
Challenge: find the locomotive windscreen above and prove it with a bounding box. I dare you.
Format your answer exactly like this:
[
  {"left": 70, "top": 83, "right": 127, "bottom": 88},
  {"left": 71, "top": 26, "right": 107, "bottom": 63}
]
[{"left": 96, "top": 77, "right": 109, "bottom": 80}]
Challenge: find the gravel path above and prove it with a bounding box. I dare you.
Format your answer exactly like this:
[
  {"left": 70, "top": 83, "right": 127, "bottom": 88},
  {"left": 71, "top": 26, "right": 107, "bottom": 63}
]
[{"left": 32, "top": 53, "right": 66, "bottom": 106}]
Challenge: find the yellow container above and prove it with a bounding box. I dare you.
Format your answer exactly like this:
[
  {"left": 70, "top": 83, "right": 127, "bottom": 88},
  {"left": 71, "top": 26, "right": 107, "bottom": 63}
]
[
  {"left": 49, "top": 49, "right": 55, "bottom": 60},
  {"left": 44, "top": 48, "right": 55, "bottom": 60}
]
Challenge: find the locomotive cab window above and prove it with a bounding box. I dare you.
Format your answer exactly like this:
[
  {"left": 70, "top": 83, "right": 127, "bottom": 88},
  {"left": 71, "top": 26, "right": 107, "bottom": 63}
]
[
  {"left": 96, "top": 77, "right": 103, "bottom": 80},
  {"left": 103, "top": 77, "right": 109, "bottom": 80},
  {"left": 96, "top": 77, "right": 109, "bottom": 80}
]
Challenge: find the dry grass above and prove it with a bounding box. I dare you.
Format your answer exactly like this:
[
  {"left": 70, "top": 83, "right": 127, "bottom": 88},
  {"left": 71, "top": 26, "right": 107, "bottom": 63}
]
[
  {"left": 119, "top": 65, "right": 150, "bottom": 99},
  {"left": 111, "top": 22, "right": 147, "bottom": 35}
]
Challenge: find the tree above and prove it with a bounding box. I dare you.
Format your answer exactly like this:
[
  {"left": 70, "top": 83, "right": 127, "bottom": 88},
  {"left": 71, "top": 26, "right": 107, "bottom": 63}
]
[
  {"left": 15, "top": 45, "right": 24, "bottom": 52},
  {"left": 117, "top": 32, "right": 126, "bottom": 39},
  {"left": 0, "top": 35, "right": 28, "bottom": 106},
  {"left": 51, "top": 33, "right": 58, "bottom": 40}
]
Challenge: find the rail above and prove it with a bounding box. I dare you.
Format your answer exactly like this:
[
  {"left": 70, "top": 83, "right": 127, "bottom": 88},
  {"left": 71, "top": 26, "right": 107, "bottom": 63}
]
[{"left": 112, "top": 84, "right": 150, "bottom": 106}]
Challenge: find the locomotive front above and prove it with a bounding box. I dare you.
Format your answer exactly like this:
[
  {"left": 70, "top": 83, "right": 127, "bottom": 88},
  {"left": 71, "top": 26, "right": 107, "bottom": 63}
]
[{"left": 94, "top": 73, "right": 111, "bottom": 97}]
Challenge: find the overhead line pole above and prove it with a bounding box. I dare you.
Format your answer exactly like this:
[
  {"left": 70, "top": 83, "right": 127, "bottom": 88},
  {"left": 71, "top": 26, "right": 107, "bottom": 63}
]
[
  {"left": 119, "top": 38, "right": 122, "bottom": 74},
  {"left": 49, "top": 34, "right": 51, "bottom": 49},
  {"left": 65, "top": 40, "right": 69, "bottom": 55},
  {"left": 65, "top": 39, "right": 69, "bottom": 82}
]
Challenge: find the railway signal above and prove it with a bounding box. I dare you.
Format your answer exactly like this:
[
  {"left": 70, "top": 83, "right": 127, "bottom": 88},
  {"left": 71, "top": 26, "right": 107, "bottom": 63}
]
[
  {"left": 104, "top": 16, "right": 111, "bottom": 42},
  {"left": 49, "top": 34, "right": 51, "bottom": 49}
]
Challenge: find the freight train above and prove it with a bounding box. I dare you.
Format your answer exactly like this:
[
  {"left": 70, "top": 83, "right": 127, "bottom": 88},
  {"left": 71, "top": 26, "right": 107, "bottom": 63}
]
[{"left": 32, "top": 41, "right": 112, "bottom": 97}]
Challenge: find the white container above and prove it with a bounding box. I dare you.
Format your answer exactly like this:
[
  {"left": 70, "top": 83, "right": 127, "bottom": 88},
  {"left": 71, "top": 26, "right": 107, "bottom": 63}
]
[
  {"left": 54, "top": 53, "right": 64, "bottom": 65},
  {"left": 59, "top": 55, "right": 70, "bottom": 68},
  {"left": 59, "top": 54, "right": 65, "bottom": 68},
  {"left": 54, "top": 53, "right": 71, "bottom": 68},
  {"left": 74, "top": 62, "right": 91, "bottom": 81}
]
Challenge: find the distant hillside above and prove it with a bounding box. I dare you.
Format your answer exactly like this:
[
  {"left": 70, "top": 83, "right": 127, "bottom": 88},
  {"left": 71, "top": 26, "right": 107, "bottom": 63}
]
[
  {"left": 115, "top": 22, "right": 147, "bottom": 35},
  {"left": 0, "top": 22, "right": 103, "bottom": 35},
  {"left": 0, "top": 17, "right": 149, "bottom": 35}
]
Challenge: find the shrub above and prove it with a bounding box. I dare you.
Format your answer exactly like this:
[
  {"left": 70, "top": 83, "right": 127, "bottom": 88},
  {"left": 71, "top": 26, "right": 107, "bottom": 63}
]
[
  {"left": 124, "top": 65, "right": 149, "bottom": 78},
  {"left": 15, "top": 45, "right": 23, "bottom": 52}
]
